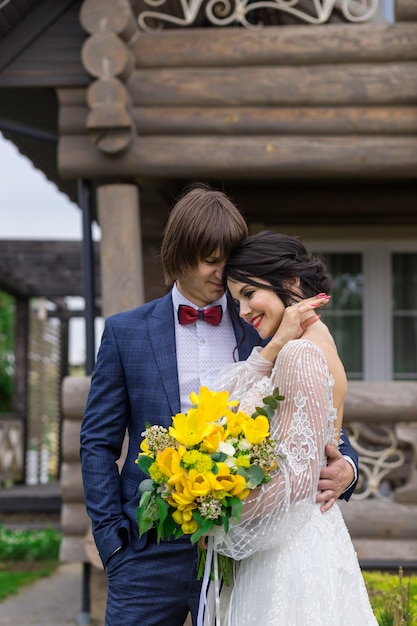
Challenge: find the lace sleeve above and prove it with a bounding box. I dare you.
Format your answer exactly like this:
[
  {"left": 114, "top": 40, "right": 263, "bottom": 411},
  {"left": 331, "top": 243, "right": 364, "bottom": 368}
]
[
  {"left": 212, "top": 340, "right": 335, "bottom": 560},
  {"left": 209, "top": 346, "right": 274, "bottom": 403}
]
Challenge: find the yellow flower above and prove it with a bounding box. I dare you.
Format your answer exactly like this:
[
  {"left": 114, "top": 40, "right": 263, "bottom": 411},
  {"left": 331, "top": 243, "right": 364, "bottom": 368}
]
[
  {"left": 189, "top": 386, "right": 239, "bottom": 423},
  {"left": 169, "top": 408, "right": 216, "bottom": 447},
  {"left": 235, "top": 455, "right": 251, "bottom": 469},
  {"left": 139, "top": 439, "right": 152, "bottom": 455},
  {"left": 169, "top": 476, "right": 198, "bottom": 508},
  {"left": 199, "top": 424, "right": 227, "bottom": 454},
  {"left": 182, "top": 450, "right": 214, "bottom": 473},
  {"left": 184, "top": 469, "right": 220, "bottom": 498},
  {"left": 215, "top": 462, "right": 250, "bottom": 500},
  {"left": 242, "top": 415, "right": 270, "bottom": 445},
  {"left": 149, "top": 462, "right": 167, "bottom": 483},
  {"left": 172, "top": 508, "right": 198, "bottom": 534},
  {"left": 156, "top": 446, "right": 186, "bottom": 486},
  {"left": 225, "top": 410, "right": 250, "bottom": 438}
]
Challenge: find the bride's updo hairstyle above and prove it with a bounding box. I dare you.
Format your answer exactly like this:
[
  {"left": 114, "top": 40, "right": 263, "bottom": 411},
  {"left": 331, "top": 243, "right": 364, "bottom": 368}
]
[{"left": 224, "top": 231, "right": 332, "bottom": 306}]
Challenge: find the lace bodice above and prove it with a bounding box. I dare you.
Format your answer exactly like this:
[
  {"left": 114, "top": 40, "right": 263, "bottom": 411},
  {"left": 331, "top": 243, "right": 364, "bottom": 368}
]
[
  {"left": 211, "top": 339, "right": 339, "bottom": 560},
  {"left": 202, "top": 339, "right": 378, "bottom": 626}
]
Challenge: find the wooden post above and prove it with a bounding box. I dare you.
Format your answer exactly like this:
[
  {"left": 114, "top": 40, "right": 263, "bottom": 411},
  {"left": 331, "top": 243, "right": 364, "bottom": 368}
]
[{"left": 97, "top": 183, "right": 144, "bottom": 318}]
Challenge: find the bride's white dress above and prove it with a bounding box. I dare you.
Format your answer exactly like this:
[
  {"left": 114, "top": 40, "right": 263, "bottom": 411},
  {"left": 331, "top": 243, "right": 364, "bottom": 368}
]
[{"left": 208, "top": 339, "right": 378, "bottom": 626}]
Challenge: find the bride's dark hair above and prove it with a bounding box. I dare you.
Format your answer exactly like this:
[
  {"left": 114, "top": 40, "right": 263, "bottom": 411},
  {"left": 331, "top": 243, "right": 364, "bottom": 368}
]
[{"left": 224, "top": 231, "right": 332, "bottom": 307}]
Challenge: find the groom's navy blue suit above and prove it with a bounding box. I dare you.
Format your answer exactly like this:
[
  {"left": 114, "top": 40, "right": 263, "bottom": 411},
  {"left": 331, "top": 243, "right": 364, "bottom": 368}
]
[{"left": 80, "top": 291, "right": 358, "bottom": 626}]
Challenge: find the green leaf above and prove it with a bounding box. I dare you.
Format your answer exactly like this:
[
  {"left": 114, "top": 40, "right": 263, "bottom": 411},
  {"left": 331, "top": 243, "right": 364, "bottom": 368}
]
[
  {"left": 272, "top": 388, "right": 285, "bottom": 402},
  {"left": 138, "top": 478, "right": 154, "bottom": 493},
  {"left": 192, "top": 510, "right": 206, "bottom": 527},
  {"left": 265, "top": 406, "right": 275, "bottom": 419},
  {"left": 252, "top": 406, "right": 268, "bottom": 417},
  {"left": 138, "top": 516, "right": 154, "bottom": 536},
  {"left": 196, "top": 545, "right": 207, "bottom": 580},
  {"left": 156, "top": 496, "right": 168, "bottom": 524},
  {"left": 263, "top": 396, "right": 278, "bottom": 408},
  {"left": 137, "top": 454, "right": 154, "bottom": 474},
  {"left": 245, "top": 465, "right": 265, "bottom": 488},
  {"left": 190, "top": 518, "right": 213, "bottom": 544},
  {"left": 236, "top": 467, "right": 249, "bottom": 480},
  {"left": 137, "top": 491, "right": 152, "bottom": 516},
  {"left": 211, "top": 452, "right": 227, "bottom": 463},
  {"left": 230, "top": 497, "right": 243, "bottom": 525}
]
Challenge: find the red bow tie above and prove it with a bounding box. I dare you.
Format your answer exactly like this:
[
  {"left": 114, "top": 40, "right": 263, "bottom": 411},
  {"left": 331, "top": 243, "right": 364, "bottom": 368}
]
[{"left": 178, "top": 304, "right": 223, "bottom": 326}]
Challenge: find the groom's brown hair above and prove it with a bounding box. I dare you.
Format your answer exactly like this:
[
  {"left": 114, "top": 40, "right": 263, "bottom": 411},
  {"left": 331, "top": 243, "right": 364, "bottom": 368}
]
[{"left": 160, "top": 183, "right": 248, "bottom": 286}]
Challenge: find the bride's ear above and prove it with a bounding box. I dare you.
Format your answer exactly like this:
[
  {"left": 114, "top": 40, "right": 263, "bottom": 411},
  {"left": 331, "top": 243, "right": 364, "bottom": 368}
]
[{"left": 284, "top": 277, "right": 301, "bottom": 292}]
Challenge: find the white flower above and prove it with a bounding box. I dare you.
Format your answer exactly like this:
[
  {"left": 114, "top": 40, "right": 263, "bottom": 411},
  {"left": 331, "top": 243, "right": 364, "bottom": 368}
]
[
  {"left": 238, "top": 439, "right": 252, "bottom": 452},
  {"left": 218, "top": 441, "right": 236, "bottom": 456}
]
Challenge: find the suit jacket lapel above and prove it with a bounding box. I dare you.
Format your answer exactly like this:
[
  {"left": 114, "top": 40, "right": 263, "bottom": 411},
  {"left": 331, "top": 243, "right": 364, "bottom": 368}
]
[{"left": 148, "top": 293, "right": 181, "bottom": 418}]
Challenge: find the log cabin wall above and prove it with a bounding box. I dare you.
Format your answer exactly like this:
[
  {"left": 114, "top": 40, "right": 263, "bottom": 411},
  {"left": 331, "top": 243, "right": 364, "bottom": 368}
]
[{"left": 58, "top": 0, "right": 417, "bottom": 184}]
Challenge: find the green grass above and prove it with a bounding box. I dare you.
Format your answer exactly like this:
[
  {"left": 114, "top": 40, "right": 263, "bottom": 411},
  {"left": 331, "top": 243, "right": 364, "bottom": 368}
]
[
  {"left": 0, "top": 562, "right": 58, "bottom": 602},
  {"left": 0, "top": 525, "right": 416, "bottom": 623},
  {"left": 0, "top": 525, "right": 61, "bottom": 603},
  {"left": 364, "top": 569, "right": 417, "bottom": 626}
]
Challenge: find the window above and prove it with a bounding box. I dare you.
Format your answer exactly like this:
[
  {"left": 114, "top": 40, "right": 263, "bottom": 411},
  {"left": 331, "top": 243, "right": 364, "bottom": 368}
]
[
  {"left": 392, "top": 253, "right": 417, "bottom": 380},
  {"left": 308, "top": 241, "right": 417, "bottom": 381}
]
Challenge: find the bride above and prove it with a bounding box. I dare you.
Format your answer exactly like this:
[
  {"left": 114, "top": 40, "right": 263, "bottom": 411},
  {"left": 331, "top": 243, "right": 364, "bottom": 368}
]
[{"left": 204, "top": 232, "right": 377, "bottom": 626}]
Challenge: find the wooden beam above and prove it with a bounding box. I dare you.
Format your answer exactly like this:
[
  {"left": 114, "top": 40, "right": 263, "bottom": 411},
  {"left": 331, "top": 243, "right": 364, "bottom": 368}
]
[
  {"left": 58, "top": 135, "right": 417, "bottom": 180},
  {"left": 59, "top": 105, "right": 417, "bottom": 136},
  {"left": 127, "top": 63, "right": 417, "bottom": 106},
  {"left": 130, "top": 23, "right": 417, "bottom": 67},
  {"left": 395, "top": 0, "right": 417, "bottom": 21},
  {"left": 80, "top": 0, "right": 138, "bottom": 41}
]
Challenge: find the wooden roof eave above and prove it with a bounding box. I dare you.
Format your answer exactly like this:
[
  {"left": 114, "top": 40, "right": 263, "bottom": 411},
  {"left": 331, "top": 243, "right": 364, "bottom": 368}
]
[{"left": 57, "top": 13, "right": 417, "bottom": 183}]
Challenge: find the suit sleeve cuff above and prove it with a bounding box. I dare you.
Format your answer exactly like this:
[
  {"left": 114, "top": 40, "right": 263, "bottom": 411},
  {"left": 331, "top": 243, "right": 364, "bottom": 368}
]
[{"left": 341, "top": 455, "right": 358, "bottom": 494}]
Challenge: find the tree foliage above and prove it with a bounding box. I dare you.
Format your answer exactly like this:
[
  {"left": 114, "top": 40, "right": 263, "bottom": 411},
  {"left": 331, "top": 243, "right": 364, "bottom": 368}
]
[{"left": 0, "top": 290, "right": 15, "bottom": 412}]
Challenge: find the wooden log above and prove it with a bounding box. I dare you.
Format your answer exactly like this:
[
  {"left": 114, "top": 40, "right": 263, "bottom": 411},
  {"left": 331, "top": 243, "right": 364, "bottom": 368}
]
[
  {"left": 61, "top": 503, "right": 91, "bottom": 535},
  {"left": 59, "top": 536, "right": 89, "bottom": 563},
  {"left": 60, "top": 462, "right": 84, "bottom": 501},
  {"left": 346, "top": 537, "right": 417, "bottom": 561},
  {"left": 127, "top": 63, "right": 417, "bottom": 106},
  {"left": 395, "top": 0, "right": 417, "bottom": 21},
  {"left": 130, "top": 23, "right": 417, "bottom": 67},
  {"left": 62, "top": 376, "right": 91, "bottom": 418},
  {"left": 97, "top": 184, "right": 145, "bottom": 317},
  {"left": 344, "top": 381, "right": 417, "bottom": 423},
  {"left": 81, "top": 31, "right": 134, "bottom": 80},
  {"left": 87, "top": 77, "right": 131, "bottom": 108},
  {"left": 61, "top": 420, "right": 84, "bottom": 462},
  {"left": 58, "top": 135, "right": 417, "bottom": 179},
  {"left": 59, "top": 104, "right": 417, "bottom": 135},
  {"left": 85, "top": 77, "right": 134, "bottom": 152},
  {"left": 80, "top": 0, "right": 138, "bottom": 41},
  {"left": 57, "top": 88, "right": 87, "bottom": 106},
  {"left": 131, "top": 106, "right": 417, "bottom": 135},
  {"left": 339, "top": 500, "right": 417, "bottom": 539}
]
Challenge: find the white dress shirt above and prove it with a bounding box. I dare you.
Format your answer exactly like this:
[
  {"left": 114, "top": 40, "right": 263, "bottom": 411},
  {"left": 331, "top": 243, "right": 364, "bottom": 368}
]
[{"left": 172, "top": 284, "right": 237, "bottom": 412}]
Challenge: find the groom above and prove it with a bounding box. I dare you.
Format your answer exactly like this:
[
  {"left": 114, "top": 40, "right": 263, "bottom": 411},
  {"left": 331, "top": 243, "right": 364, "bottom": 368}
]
[{"left": 80, "top": 183, "right": 358, "bottom": 626}]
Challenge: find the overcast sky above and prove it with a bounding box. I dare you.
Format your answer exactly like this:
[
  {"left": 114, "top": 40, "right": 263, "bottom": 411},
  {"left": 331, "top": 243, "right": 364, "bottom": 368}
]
[{"left": 0, "top": 133, "right": 102, "bottom": 364}]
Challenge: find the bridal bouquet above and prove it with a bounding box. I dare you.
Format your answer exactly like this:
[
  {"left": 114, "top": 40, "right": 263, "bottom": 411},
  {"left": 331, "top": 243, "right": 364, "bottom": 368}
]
[{"left": 136, "top": 386, "right": 283, "bottom": 549}]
